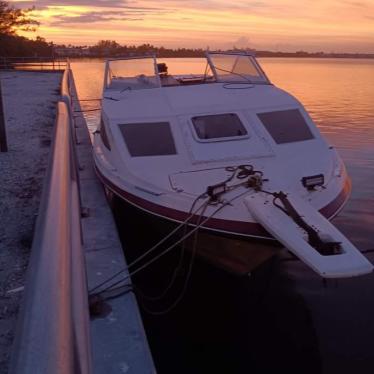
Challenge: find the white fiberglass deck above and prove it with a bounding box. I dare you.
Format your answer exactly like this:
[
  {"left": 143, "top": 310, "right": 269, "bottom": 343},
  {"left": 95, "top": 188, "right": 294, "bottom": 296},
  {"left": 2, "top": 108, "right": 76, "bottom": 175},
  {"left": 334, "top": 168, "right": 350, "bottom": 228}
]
[{"left": 93, "top": 52, "right": 373, "bottom": 278}]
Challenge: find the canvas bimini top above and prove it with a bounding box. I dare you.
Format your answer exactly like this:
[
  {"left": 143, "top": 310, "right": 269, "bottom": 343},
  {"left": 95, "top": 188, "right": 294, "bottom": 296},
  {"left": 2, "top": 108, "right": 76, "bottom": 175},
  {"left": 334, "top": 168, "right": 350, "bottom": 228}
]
[{"left": 103, "top": 51, "right": 271, "bottom": 91}]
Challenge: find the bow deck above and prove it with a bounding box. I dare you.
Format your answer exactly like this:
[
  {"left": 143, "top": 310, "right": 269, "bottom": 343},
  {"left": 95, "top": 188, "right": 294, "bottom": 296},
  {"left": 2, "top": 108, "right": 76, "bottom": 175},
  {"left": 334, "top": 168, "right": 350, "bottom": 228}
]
[{"left": 245, "top": 192, "right": 373, "bottom": 278}]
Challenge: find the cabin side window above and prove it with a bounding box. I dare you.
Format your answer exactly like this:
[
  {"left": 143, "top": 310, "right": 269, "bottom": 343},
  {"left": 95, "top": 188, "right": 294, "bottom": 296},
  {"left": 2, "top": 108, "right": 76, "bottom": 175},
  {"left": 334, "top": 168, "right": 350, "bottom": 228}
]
[
  {"left": 191, "top": 113, "right": 248, "bottom": 141},
  {"left": 119, "top": 122, "right": 177, "bottom": 157},
  {"left": 100, "top": 118, "right": 111, "bottom": 150},
  {"left": 257, "top": 109, "right": 314, "bottom": 144}
]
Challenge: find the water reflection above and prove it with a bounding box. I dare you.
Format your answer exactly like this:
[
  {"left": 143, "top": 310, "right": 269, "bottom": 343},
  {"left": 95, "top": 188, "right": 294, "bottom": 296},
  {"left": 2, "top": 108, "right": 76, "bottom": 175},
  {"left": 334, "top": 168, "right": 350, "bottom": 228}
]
[
  {"left": 70, "top": 59, "right": 104, "bottom": 130},
  {"left": 260, "top": 58, "right": 374, "bottom": 374}
]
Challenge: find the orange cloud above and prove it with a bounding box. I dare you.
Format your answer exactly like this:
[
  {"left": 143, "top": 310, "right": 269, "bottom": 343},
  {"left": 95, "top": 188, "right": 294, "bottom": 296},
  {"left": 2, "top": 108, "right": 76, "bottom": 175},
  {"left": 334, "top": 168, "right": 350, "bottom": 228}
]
[{"left": 13, "top": 0, "right": 374, "bottom": 52}]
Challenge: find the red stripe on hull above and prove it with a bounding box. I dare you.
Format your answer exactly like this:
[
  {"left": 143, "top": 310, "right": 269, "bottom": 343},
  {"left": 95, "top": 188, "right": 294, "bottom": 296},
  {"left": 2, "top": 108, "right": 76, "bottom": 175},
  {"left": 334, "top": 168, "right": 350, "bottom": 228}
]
[{"left": 95, "top": 165, "right": 350, "bottom": 240}]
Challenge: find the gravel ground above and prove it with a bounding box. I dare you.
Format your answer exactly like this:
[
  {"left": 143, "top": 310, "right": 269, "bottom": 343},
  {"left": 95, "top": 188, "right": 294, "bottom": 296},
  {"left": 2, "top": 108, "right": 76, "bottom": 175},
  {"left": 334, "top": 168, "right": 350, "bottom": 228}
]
[{"left": 0, "top": 71, "right": 61, "bottom": 373}]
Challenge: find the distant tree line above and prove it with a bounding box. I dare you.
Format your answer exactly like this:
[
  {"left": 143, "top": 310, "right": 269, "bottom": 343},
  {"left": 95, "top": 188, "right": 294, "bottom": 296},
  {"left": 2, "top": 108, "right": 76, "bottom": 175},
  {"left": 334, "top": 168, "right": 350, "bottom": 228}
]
[
  {"left": 86, "top": 40, "right": 206, "bottom": 58},
  {"left": 56, "top": 40, "right": 373, "bottom": 59},
  {"left": 84, "top": 40, "right": 374, "bottom": 59},
  {"left": 0, "top": 1, "right": 53, "bottom": 57},
  {"left": 0, "top": 34, "right": 54, "bottom": 57}
]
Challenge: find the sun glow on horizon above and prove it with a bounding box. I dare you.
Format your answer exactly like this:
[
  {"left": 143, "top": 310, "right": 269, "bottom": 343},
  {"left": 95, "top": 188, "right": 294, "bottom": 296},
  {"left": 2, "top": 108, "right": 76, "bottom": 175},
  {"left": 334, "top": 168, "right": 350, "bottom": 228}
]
[{"left": 12, "top": 0, "right": 374, "bottom": 53}]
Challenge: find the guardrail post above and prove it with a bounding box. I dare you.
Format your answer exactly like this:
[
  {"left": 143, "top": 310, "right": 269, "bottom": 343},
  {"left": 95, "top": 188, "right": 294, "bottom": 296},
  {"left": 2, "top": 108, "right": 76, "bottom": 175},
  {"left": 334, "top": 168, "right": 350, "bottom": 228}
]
[{"left": 0, "top": 77, "right": 8, "bottom": 152}]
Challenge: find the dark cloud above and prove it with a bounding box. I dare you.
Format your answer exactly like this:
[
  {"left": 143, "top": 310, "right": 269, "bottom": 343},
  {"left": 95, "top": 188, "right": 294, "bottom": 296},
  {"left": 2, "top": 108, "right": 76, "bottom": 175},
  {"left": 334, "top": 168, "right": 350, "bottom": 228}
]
[
  {"left": 13, "top": 0, "right": 130, "bottom": 9},
  {"left": 161, "top": 0, "right": 270, "bottom": 11},
  {"left": 341, "top": 0, "right": 370, "bottom": 7},
  {"left": 51, "top": 10, "right": 142, "bottom": 24},
  {"left": 14, "top": 0, "right": 171, "bottom": 26},
  {"left": 15, "top": 0, "right": 268, "bottom": 12},
  {"left": 15, "top": 1, "right": 168, "bottom": 15}
]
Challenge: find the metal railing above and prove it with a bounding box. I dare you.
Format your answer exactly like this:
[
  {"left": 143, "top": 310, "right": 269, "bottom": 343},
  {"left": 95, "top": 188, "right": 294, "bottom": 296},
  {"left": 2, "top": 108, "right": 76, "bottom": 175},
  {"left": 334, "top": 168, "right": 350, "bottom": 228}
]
[
  {"left": 10, "top": 66, "right": 92, "bottom": 374},
  {"left": 0, "top": 56, "right": 67, "bottom": 71}
]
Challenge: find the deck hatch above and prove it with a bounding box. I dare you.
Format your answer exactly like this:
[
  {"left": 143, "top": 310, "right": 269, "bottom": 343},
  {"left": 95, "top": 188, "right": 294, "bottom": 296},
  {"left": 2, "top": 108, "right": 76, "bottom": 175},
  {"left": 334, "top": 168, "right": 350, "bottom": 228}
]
[
  {"left": 257, "top": 109, "right": 314, "bottom": 144},
  {"left": 119, "top": 122, "right": 177, "bottom": 157},
  {"left": 191, "top": 113, "right": 248, "bottom": 141}
]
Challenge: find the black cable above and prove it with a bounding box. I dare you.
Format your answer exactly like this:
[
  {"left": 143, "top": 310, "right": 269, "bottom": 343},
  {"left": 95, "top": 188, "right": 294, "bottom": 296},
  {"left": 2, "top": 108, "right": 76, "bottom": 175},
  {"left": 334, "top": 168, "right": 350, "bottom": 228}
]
[
  {"left": 92, "top": 201, "right": 212, "bottom": 297},
  {"left": 104, "top": 96, "right": 120, "bottom": 101},
  {"left": 272, "top": 196, "right": 289, "bottom": 215},
  {"left": 90, "top": 166, "right": 269, "bottom": 299},
  {"left": 136, "top": 205, "right": 207, "bottom": 315},
  {"left": 88, "top": 192, "right": 208, "bottom": 295},
  {"left": 134, "top": 201, "right": 208, "bottom": 302},
  {"left": 120, "top": 86, "right": 132, "bottom": 93},
  {"left": 361, "top": 249, "right": 374, "bottom": 254},
  {"left": 90, "top": 284, "right": 133, "bottom": 301},
  {"left": 74, "top": 108, "right": 101, "bottom": 112},
  {"left": 94, "top": 189, "right": 252, "bottom": 296},
  {"left": 73, "top": 98, "right": 102, "bottom": 102},
  {"left": 89, "top": 285, "right": 134, "bottom": 316}
]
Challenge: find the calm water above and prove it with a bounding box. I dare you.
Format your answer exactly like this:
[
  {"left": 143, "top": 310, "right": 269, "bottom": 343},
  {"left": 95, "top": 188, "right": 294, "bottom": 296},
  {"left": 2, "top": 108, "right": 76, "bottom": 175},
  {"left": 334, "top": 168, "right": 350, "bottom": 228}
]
[{"left": 71, "top": 58, "right": 374, "bottom": 373}]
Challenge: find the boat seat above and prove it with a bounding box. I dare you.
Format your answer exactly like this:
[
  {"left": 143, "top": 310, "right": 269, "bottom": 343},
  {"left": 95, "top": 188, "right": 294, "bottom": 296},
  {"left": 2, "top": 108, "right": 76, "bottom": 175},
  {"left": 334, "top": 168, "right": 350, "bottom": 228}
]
[
  {"left": 109, "top": 76, "right": 158, "bottom": 90},
  {"left": 160, "top": 75, "right": 180, "bottom": 86}
]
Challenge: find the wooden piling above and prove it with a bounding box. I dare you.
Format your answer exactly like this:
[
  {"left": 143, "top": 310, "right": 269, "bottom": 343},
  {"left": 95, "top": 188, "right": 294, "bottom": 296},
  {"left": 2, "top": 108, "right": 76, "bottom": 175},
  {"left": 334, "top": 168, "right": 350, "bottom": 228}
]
[{"left": 0, "top": 78, "right": 8, "bottom": 152}]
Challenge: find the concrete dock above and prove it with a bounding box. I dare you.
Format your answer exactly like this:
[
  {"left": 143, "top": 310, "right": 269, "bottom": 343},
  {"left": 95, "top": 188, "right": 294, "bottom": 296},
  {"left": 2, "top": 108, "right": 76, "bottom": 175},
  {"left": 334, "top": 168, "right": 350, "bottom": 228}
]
[
  {"left": 70, "top": 77, "right": 155, "bottom": 373},
  {"left": 0, "top": 68, "right": 155, "bottom": 373}
]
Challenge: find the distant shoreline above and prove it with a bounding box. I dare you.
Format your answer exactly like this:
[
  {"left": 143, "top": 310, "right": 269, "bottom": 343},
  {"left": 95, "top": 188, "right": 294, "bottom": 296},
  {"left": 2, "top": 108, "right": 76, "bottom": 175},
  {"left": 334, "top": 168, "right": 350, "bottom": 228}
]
[
  {"left": 64, "top": 50, "right": 374, "bottom": 59},
  {"left": 66, "top": 54, "right": 374, "bottom": 60},
  {"left": 256, "top": 51, "right": 374, "bottom": 59},
  {"left": 3, "top": 33, "right": 373, "bottom": 59},
  {"left": 54, "top": 43, "right": 374, "bottom": 59}
]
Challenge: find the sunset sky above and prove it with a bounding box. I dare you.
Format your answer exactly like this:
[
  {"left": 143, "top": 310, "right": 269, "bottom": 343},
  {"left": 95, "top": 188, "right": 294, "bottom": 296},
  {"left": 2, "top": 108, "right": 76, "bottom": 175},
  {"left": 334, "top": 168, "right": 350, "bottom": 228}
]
[{"left": 12, "top": 0, "right": 374, "bottom": 53}]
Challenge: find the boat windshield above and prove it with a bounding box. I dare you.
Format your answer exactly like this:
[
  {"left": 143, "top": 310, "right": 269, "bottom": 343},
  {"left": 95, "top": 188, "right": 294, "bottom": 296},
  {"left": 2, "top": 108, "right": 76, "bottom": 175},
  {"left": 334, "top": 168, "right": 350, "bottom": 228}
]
[
  {"left": 104, "top": 52, "right": 269, "bottom": 90},
  {"left": 105, "top": 57, "right": 159, "bottom": 90},
  {"left": 207, "top": 52, "right": 268, "bottom": 84}
]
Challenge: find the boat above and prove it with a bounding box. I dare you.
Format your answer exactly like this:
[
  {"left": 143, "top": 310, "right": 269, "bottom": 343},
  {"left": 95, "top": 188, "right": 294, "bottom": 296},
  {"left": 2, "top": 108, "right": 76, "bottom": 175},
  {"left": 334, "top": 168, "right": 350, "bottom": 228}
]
[{"left": 92, "top": 51, "right": 373, "bottom": 278}]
